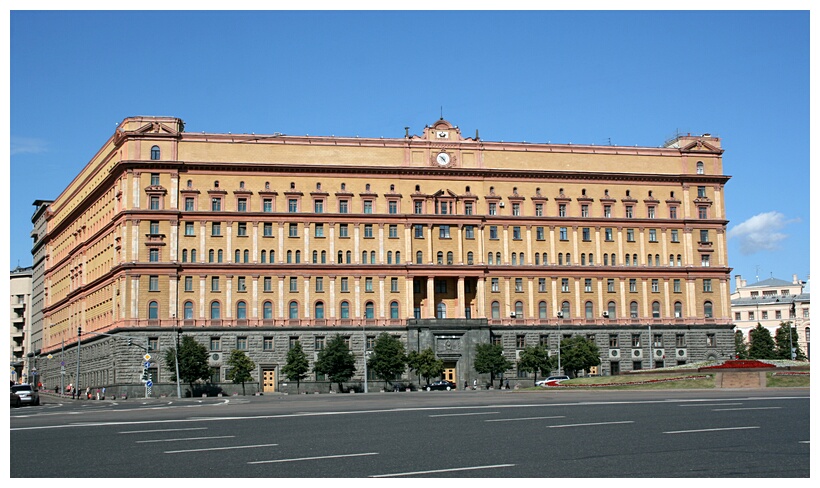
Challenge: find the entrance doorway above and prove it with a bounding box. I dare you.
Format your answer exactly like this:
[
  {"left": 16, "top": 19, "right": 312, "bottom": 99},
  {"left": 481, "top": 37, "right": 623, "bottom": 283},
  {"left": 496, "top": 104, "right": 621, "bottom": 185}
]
[
  {"left": 610, "top": 361, "right": 620, "bottom": 376},
  {"left": 442, "top": 362, "right": 457, "bottom": 383},
  {"left": 262, "top": 368, "right": 276, "bottom": 392}
]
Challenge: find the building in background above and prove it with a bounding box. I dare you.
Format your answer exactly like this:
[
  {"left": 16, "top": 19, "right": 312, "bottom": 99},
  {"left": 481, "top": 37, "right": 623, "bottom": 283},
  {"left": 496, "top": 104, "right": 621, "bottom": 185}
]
[
  {"left": 731, "top": 274, "right": 810, "bottom": 360},
  {"left": 34, "top": 116, "right": 734, "bottom": 395},
  {"left": 10, "top": 266, "right": 33, "bottom": 384}
]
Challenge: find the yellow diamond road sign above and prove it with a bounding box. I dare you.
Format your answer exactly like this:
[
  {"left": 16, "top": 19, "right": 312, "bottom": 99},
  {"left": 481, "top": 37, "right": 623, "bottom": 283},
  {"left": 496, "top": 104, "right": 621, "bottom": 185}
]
[{"left": 144, "top": 354, "right": 151, "bottom": 361}]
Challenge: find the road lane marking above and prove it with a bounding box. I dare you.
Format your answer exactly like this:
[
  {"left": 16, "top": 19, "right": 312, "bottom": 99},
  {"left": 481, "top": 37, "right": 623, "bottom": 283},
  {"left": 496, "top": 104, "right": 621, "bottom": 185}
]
[
  {"left": 120, "top": 427, "right": 208, "bottom": 434},
  {"left": 429, "top": 412, "right": 499, "bottom": 418},
  {"left": 548, "top": 421, "right": 634, "bottom": 428},
  {"left": 370, "top": 464, "right": 516, "bottom": 477},
  {"left": 485, "top": 416, "right": 566, "bottom": 422},
  {"left": 136, "top": 435, "right": 235, "bottom": 443},
  {"left": 679, "top": 403, "right": 743, "bottom": 407},
  {"left": 664, "top": 426, "right": 760, "bottom": 434},
  {"left": 166, "top": 443, "right": 279, "bottom": 454},
  {"left": 248, "top": 452, "right": 378, "bottom": 464},
  {"left": 711, "top": 407, "right": 782, "bottom": 412}
]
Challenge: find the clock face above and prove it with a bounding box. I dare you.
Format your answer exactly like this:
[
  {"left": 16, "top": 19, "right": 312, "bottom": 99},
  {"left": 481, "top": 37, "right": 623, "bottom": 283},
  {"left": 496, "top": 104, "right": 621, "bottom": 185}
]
[{"left": 436, "top": 152, "right": 451, "bottom": 166}]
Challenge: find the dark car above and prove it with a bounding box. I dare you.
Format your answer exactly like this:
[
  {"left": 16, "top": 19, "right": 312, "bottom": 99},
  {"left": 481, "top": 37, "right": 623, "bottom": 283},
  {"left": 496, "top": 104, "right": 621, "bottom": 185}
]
[
  {"left": 11, "top": 384, "right": 40, "bottom": 406},
  {"left": 422, "top": 380, "right": 456, "bottom": 391},
  {"left": 10, "top": 391, "right": 21, "bottom": 408}
]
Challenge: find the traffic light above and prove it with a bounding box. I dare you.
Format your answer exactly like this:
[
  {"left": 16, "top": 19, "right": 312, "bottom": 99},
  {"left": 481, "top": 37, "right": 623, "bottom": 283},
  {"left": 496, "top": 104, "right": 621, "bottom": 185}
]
[
  {"left": 141, "top": 369, "right": 150, "bottom": 382},
  {"left": 127, "top": 338, "right": 132, "bottom": 346}
]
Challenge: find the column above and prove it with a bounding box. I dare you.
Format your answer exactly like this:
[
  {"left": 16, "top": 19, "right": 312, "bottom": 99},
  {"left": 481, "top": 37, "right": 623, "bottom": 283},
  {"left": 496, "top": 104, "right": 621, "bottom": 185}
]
[{"left": 457, "top": 277, "right": 465, "bottom": 318}]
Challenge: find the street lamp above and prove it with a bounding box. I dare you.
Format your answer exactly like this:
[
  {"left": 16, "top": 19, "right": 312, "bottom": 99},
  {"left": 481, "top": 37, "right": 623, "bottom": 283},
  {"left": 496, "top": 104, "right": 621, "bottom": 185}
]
[
  {"left": 75, "top": 326, "right": 82, "bottom": 399},
  {"left": 362, "top": 322, "right": 368, "bottom": 394},
  {"left": 174, "top": 315, "right": 182, "bottom": 398}
]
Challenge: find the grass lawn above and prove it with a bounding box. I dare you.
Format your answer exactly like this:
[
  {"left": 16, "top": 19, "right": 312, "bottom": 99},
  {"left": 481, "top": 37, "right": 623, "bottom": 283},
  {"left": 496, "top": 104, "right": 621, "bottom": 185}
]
[
  {"left": 766, "top": 372, "right": 810, "bottom": 388},
  {"left": 523, "top": 374, "right": 716, "bottom": 390}
]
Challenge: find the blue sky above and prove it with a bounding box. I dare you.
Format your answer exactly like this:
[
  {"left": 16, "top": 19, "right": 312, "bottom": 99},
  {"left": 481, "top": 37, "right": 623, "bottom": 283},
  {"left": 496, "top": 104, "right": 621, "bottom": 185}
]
[{"left": 7, "top": 10, "right": 811, "bottom": 291}]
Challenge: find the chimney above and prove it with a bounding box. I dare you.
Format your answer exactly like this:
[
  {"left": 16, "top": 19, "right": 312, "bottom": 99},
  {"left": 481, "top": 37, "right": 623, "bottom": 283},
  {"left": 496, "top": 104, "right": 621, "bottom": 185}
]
[
  {"left": 793, "top": 274, "right": 799, "bottom": 284},
  {"left": 735, "top": 275, "right": 743, "bottom": 290}
]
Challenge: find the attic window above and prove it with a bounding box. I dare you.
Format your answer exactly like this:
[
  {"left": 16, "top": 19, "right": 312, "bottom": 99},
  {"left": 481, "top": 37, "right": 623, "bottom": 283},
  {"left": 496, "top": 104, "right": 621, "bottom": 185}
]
[
  {"left": 415, "top": 185, "right": 420, "bottom": 192},
  {"left": 466, "top": 186, "right": 470, "bottom": 193},
  {"left": 626, "top": 190, "right": 630, "bottom": 197},
  {"left": 582, "top": 189, "right": 586, "bottom": 196},
  {"left": 290, "top": 182, "right": 295, "bottom": 189},
  {"left": 239, "top": 181, "right": 245, "bottom": 189},
  {"left": 390, "top": 184, "right": 395, "bottom": 192},
  {"left": 265, "top": 181, "right": 270, "bottom": 190},
  {"left": 214, "top": 181, "right": 220, "bottom": 188},
  {"left": 186, "top": 180, "right": 193, "bottom": 189},
  {"left": 150, "top": 145, "right": 160, "bottom": 160},
  {"left": 316, "top": 182, "right": 321, "bottom": 190},
  {"left": 366, "top": 183, "right": 371, "bottom": 191},
  {"left": 697, "top": 161, "right": 704, "bottom": 174},
  {"left": 341, "top": 183, "right": 346, "bottom": 190}
]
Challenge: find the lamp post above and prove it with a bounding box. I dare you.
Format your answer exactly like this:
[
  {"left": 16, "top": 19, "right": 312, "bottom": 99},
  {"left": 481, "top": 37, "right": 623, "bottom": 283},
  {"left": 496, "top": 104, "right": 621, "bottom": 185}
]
[
  {"left": 75, "top": 326, "right": 82, "bottom": 399},
  {"left": 174, "top": 318, "right": 182, "bottom": 398},
  {"left": 362, "top": 322, "right": 368, "bottom": 393},
  {"left": 557, "top": 314, "right": 562, "bottom": 375}
]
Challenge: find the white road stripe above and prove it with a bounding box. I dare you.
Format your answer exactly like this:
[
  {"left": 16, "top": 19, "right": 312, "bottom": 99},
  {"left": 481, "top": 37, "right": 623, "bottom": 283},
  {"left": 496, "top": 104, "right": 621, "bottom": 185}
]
[
  {"left": 370, "top": 464, "right": 516, "bottom": 477},
  {"left": 429, "top": 412, "right": 499, "bottom": 418},
  {"left": 248, "top": 452, "right": 378, "bottom": 464},
  {"left": 120, "top": 427, "right": 208, "bottom": 434},
  {"left": 664, "top": 426, "right": 760, "bottom": 434},
  {"left": 711, "top": 407, "right": 782, "bottom": 412},
  {"left": 136, "top": 435, "right": 234, "bottom": 443},
  {"left": 166, "top": 443, "right": 279, "bottom": 454},
  {"left": 548, "top": 421, "right": 634, "bottom": 428},
  {"left": 485, "top": 416, "right": 566, "bottom": 422},
  {"left": 679, "top": 403, "right": 743, "bottom": 407}
]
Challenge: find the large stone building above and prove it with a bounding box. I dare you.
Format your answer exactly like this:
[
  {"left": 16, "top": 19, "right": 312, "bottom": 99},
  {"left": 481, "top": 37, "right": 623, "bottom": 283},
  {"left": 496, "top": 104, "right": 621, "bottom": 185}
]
[
  {"left": 731, "top": 274, "right": 810, "bottom": 359},
  {"left": 35, "top": 116, "right": 734, "bottom": 395},
  {"left": 10, "top": 266, "right": 33, "bottom": 383}
]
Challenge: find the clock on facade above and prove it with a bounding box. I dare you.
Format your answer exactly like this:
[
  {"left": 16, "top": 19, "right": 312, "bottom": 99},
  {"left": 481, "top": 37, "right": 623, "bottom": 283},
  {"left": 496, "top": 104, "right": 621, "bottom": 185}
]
[{"left": 436, "top": 152, "right": 451, "bottom": 166}]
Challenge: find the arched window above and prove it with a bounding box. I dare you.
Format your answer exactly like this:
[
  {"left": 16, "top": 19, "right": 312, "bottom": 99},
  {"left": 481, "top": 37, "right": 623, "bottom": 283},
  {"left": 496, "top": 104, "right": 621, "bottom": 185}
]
[
  {"left": 488, "top": 253, "right": 494, "bottom": 265},
  {"left": 295, "top": 250, "right": 301, "bottom": 263},
  {"left": 150, "top": 145, "right": 160, "bottom": 160},
  {"left": 184, "top": 301, "right": 194, "bottom": 320},
  {"left": 321, "top": 251, "right": 326, "bottom": 263},
  {"left": 370, "top": 251, "right": 376, "bottom": 264},
  {"left": 346, "top": 251, "right": 352, "bottom": 264},
  {"left": 261, "top": 250, "right": 267, "bottom": 263},
  {"left": 603, "top": 254, "right": 609, "bottom": 266},
  {"left": 390, "top": 301, "right": 399, "bottom": 319},
  {"left": 437, "top": 302, "right": 447, "bottom": 319},
  {"left": 704, "top": 301, "right": 713, "bottom": 318},
  {"left": 235, "top": 250, "right": 241, "bottom": 262},
  {"left": 362, "top": 251, "right": 368, "bottom": 264},
  {"left": 437, "top": 251, "right": 443, "bottom": 265},
  {"left": 674, "top": 301, "right": 682, "bottom": 318},
  {"left": 217, "top": 250, "right": 223, "bottom": 263},
  {"left": 542, "top": 253, "right": 548, "bottom": 265},
  {"left": 191, "top": 249, "right": 196, "bottom": 262},
  {"left": 263, "top": 301, "right": 273, "bottom": 319},
  {"left": 652, "top": 301, "right": 660, "bottom": 318},
  {"left": 566, "top": 253, "right": 571, "bottom": 265},
  {"left": 268, "top": 250, "right": 274, "bottom": 263},
  {"left": 447, "top": 251, "right": 453, "bottom": 265},
  {"left": 312, "top": 251, "right": 318, "bottom": 263},
  {"left": 182, "top": 249, "right": 188, "bottom": 263},
  {"left": 655, "top": 254, "right": 660, "bottom": 266},
  {"left": 289, "top": 301, "right": 299, "bottom": 319},
  {"left": 148, "top": 301, "right": 159, "bottom": 320},
  {"left": 581, "top": 254, "right": 586, "bottom": 266},
  {"left": 585, "top": 301, "right": 593, "bottom": 320},
  {"left": 338, "top": 251, "right": 343, "bottom": 264},
  {"left": 630, "top": 301, "right": 639, "bottom": 318},
  {"left": 496, "top": 252, "right": 501, "bottom": 264},
  {"left": 491, "top": 301, "right": 500, "bottom": 319},
  {"left": 365, "top": 302, "right": 375, "bottom": 319},
  {"left": 558, "top": 253, "right": 563, "bottom": 266},
  {"left": 416, "top": 251, "right": 423, "bottom": 264},
  {"left": 669, "top": 254, "right": 675, "bottom": 266},
  {"left": 209, "top": 249, "right": 215, "bottom": 263},
  {"left": 520, "top": 252, "right": 525, "bottom": 264},
  {"left": 625, "top": 254, "right": 630, "bottom": 266},
  {"left": 515, "top": 301, "right": 524, "bottom": 319},
  {"left": 287, "top": 250, "right": 292, "bottom": 263},
  {"left": 588, "top": 253, "right": 593, "bottom": 265},
  {"left": 608, "top": 301, "right": 616, "bottom": 318},
  {"left": 387, "top": 251, "right": 392, "bottom": 264},
  {"left": 511, "top": 254, "right": 517, "bottom": 266},
  {"left": 539, "top": 301, "right": 548, "bottom": 319},
  {"left": 237, "top": 301, "right": 247, "bottom": 319},
  {"left": 696, "top": 161, "right": 704, "bottom": 174},
  {"left": 633, "top": 254, "right": 638, "bottom": 266},
  {"left": 561, "top": 301, "right": 571, "bottom": 318},
  {"left": 647, "top": 254, "right": 653, "bottom": 266},
  {"left": 677, "top": 255, "right": 682, "bottom": 266},
  {"left": 395, "top": 251, "right": 400, "bottom": 263},
  {"left": 340, "top": 301, "right": 350, "bottom": 319},
  {"left": 535, "top": 253, "right": 540, "bottom": 265},
  {"left": 210, "top": 301, "right": 221, "bottom": 319},
  {"left": 611, "top": 253, "right": 616, "bottom": 266},
  {"left": 467, "top": 251, "right": 474, "bottom": 265},
  {"left": 315, "top": 302, "right": 324, "bottom": 319}
]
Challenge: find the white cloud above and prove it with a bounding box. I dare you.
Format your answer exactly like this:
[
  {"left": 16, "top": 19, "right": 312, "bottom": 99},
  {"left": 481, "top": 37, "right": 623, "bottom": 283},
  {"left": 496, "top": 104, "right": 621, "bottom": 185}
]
[
  {"left": 727, "top": 211, "right": 798, "bottom": 255},
  {"left": 11, "top": 136, "right": 48, "bottom": 155}
]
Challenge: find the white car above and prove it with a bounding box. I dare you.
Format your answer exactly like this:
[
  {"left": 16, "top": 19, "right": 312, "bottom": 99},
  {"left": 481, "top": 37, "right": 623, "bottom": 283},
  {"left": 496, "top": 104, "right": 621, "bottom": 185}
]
[{"left": 537, "top": 375, "right": 570, "bottom": 386}]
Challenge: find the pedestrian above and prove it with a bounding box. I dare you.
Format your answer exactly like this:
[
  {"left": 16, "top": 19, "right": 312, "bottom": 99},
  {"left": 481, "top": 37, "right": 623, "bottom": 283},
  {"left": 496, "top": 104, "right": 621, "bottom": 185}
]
[
  {"left": 505, "top": 379, "right": 510, "bottom": 390},
  {"left": 473, "top": 379, "right": 477, "bottom": 390},
  {"left": 55, "top": 385, "right": 59, "bottom": 394},
  {"left": 86, "top": 386, "right": 90, "bottom": 399},
  {"left": 464, "top": 380, "right": 468, "bottom": 390}
]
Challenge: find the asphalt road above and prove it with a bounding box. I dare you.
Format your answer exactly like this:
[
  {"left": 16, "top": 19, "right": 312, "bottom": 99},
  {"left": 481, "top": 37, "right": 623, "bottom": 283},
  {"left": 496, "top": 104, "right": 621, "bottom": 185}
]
[{"left": 10, "top": 388, "right": 810, "bottom": 478}]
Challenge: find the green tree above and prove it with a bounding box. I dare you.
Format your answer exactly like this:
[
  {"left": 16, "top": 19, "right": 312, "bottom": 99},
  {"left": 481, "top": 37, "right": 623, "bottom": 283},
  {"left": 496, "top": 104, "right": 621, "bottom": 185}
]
[
  {"left": 559, "top": 336, "right": 601, "bottom": 378},
  {"left": 734, "top": 330, "right": 748, "bottom": 359},
  {"left": 774, "top": 322, "right": 807, "bottom": 361},
  {"left": 407, "top": 348, "right": 445, "bottom": 385},
  {"left": 368, "top": 333, "right": 407, "bottom": 389},
  {"left": 164, "top": 335, "right": 211, "bottom": 397},
  {"left": 282, "top": 341, "right": 310, "bottom": 393},
  {"left": 516, "top": 344, "right": 556, "bottom": 386},
  {"left": 747, "top": 323, "right": 776, "bottom": 359},
  {"left": 314, "top": 334, "right": 357, "bottom": 392},
  {"left": 474, "top": 343, "right": 513, "bottom": 388},
  {"left": 225, "top": 349, "right": 256, "bottom": 395}
]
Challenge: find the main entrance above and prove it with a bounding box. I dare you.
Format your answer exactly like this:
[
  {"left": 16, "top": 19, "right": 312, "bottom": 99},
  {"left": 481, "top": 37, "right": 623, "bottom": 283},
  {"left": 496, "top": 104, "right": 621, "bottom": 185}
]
[
  {"left": 262, "top": 368, "right": 276, "bottom": 392},
  {"left": 442, "top": 362, "right": 457, "bottom": 383}
]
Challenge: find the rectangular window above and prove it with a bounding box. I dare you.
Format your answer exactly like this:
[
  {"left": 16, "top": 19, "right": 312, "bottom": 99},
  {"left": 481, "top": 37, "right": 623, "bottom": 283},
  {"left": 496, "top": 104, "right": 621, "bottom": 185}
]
[
  {"left": 288, "top": 199, "right": 298, "bottom": 213},
  {"left": 263, "top": 276, "right": 272, "bottom": 292},
  {"left": 559, "top": 227, "right": 568, "bottom": 240},
  {"left": 581, "top": 204, "right": 589, "bottom": 218},
  {"left": 626, "top": 229, "right": 635, "bottom": 242},
  {"left": 516, "top": 335, "right": 526, "bottom": 348},
  {"left": 414, "top": 201, "right": 423, "bottom": 214},
  {"left": 149, "top": 275, "right": 159, "bottom": 291},
  {"left": 365, "top": 277, "right": 373, "bottom": 292},
  {"left": 289, "top": 277, "right": 298, "bottom": 292},
  {"left": 515, "top": 278, "right": 523, "bottom": 292},
  {"left": 151, "top": 173, "right": 160, "bottom": 186},
  {"left": 388, "top": 201, "right": 397, "bottom": 214},
  {"left": 762, "top": 311, "right": 768, "bottom": 320},
  {"left": 149, "top": 196, "right": 160, "bottom": 210},
  {"left": 700, "top": 229, "right": 709, "bottom": 243},
  {"left": 536, "top": 226, "right": 544, "bottom": 240},
  {"left": 388, "top": 224, "right": 398, "bottom": 238},
  {"left": 735, "top": 312, "right": 741, "bottom": 320},
  {"left": 676, "top": 334, "right": 686, "bottom": 347},
  {"left": 263, "top": 223, "right": 273, "bottom": 237},
  {"left": 263, "top": 337, "right": 274, "bottom": 351},
  {"left": 604, "top": 205, "right": 612, "bottom": 218},
  {"left": 703, "top": 279, "right": 712, "bottom": 292},
  {"left": 512, "top": 226, "right": 521, "bottom": 240},
  {"left": 629, "top": 279, "right": 637, "bottom": 293},
  {"left": 488, "top": 202, "right": 497, "bottom": 215},
  {"left": 701, "top": 254, "right": 710, "bottom": 267},
  {"left": 148, "top": 338, "right": 158, "bottom": 351},
  {"left": 439, "top": 201, "right": 448, "bottom": 215},
  {"left": 671, "top": 229, "right": 679, "bottom": 243},
  {"left": 315, "top": 277, "right": 323, "bottom": 292},
  {"left": 263, "top": 199, "right": 272, "bottom": 213},
  {"left": 670, "top": 206, "right": 678, "bottom": 219},
  {"left": 435, "top": 279, "right": 447, "bottom": 294},
  {"left": 464, "top": 202, "right": 473, "bottom": 215},
  {"left": 363, "top": 201, "right": 373, "bottom": 214},
  {"left": 315, "top": 336, "right": 325, "bottom": 351},
  {"left": 605, "top": 228, "right": 613, "bottom": 241},
  {"left": 775, "top": 310, "right": 782, "bottom": 320},
  {"left": 238, "top": 198, "right": 248, "bottom": 212},
  {"left": 210, "top": 337, "right": 221, "bottom": 351},
  {"left": 236, "top": 337, "right": 248, "bottom": 350},
  {"left": 561, "top": 278, "right": 569, "bottom": 292},
  {"left": 315, "top": 223, "right": 324, "bottom": 238},
  {"left": 706, "top": 334, "right": 716, "bottom": 347},
  {"left": 651, "top": 279, "right": 659, "bottom": 293},
  {"left": 150, "top": 221, "right": 160, "bottom": 235},
  {"left": 340, "top": 277, "right": 349, "bottom": 292},
  {"left": 465, "top": 225, "right": 475, "bottom": 239},
  {"left": 339, "top": 223, "right": 349, "bottom": 238},
  {"left": 625, "top": 206, "right": 633, "bottom": 218},
  {"left": 288, "top": 223, "right": 298, "bottom": 237},
  {"left": 211, "top": 277, "right": 220, "bottom": 291},
  {"left": 211, "top": 198, "right": 222, "bottom": 212},
  {"left": 364, "top": 224, "right": 373, "bottom": 238},
  {"left": 582, "top": 228, "right": 591, "bottom": 241},
  {"left": 649, "top": 229, "right": 657, "bottom": 242},
  {"left": 489, "top": 226, "right": 498, "bottom": 239},
  {"left": 184, "top": 222, "right": 195, "bottom": 236},
  {"left": 237, "top": 222, "right": 248, "bottom": 236},
  {"left": 535, "top": 203, "right": 543, "bottom": 216},
  {"left": 491, "top": 278, "right": 499, "bottom": 292},
  {"left": 609, "top": 334, "right": 619, "bottom": 348},
  {"left": 149, "top": 248, "right": 159, "bottom": 262},
  {"left": 512, "top": 203, "right": 520, "bottom": 216},
  {"left": 237, "top": 276, "right": 246, "bottom": 292},
  {"left": 673, "top": 279, "right": 681, "bottom": 293},
  {"left": 558, "top": 204, "right": 567, "bottom": 217},
  {"left": 647, "top": 206, "right": 656, "bottom": 219},
  {"left": 607, "top": 279, "right": 615, "bottom": 293},
  {"left": 632, "top": 334, "right": 641, "bottom": 347},
  {"left": 185, "top": 197, "right": 195, "bottom": 211},
  {"left": 212, "top": 222, "right": 222, "bottom": 236},
  {"left": 289, "top": 337, "right": 299, "bottom": 350},
  {"left": 539, "top": 278, "right": 547, "bottom": 292},
  {"left": 339, "top": 200, "right": 349, "bottom": 214},
  {"left": 697, "top": 186, "right": 706, "bottom": 198},
  {"left": 439, "top": 225, "right": 451, "bottom": 239},
  {"left": 414, "top": 224, "right": 424, "bottom": 239},
  {"left": 391, "top": 277, "right": 399, "bottom": 292},
  {"left": 585, "top": 278, "right": 592, "bottom": 292},
  {"left": 184, "top": 276, "right": 193, "bottom": 291},
  {"left": 314, "top": 200, "right": 324, "bottom": 214}
]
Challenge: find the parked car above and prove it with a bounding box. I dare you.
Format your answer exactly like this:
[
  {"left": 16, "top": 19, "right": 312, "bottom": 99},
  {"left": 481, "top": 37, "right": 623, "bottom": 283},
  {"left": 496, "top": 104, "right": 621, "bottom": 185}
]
[
  {"left": 422, "top": 380, "right": 456, "bottom": 391},
  {"left": 11, "top": 384, "right": 40, "bottom": 406},
  {"left": 538, "top": 375, "right": 571, "bottom": 387},
  {"left": 10, "top": 391, "right": 21, "bottom": 408}
]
